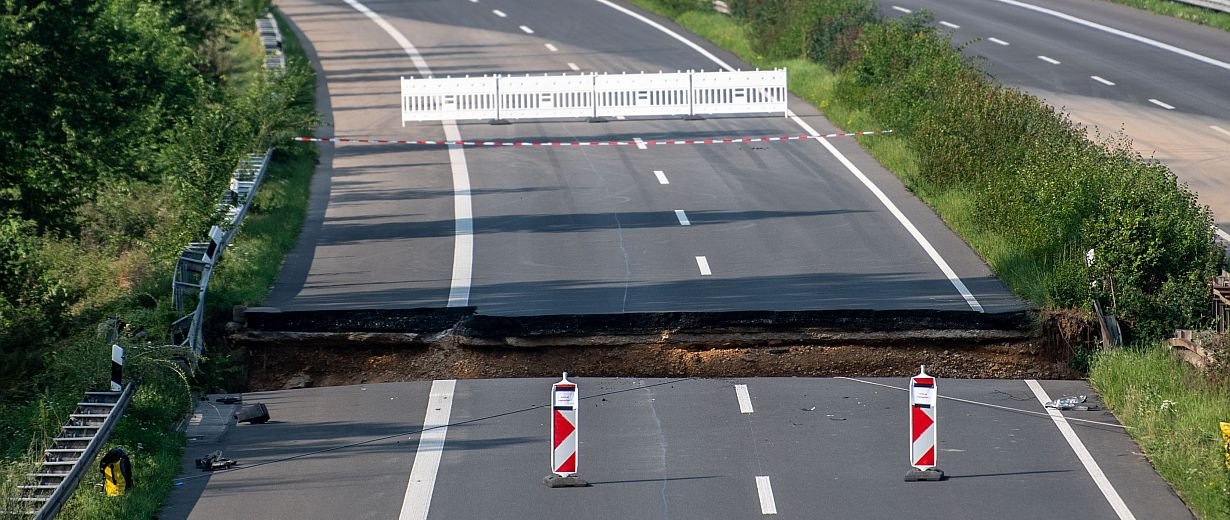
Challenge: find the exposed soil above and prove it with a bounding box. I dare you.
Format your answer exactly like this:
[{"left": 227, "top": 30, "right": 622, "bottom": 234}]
[
  {"left": 223, "top": 308, "right": 1096, "bottom": 392},
  {"left": 242, "top": 338, "right": 1080, "bottom": 391}
]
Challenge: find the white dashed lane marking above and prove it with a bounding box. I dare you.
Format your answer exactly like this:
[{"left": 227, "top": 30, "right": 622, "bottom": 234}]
[
  {"left": 567, "top": 62, "right": 580, "bottom": 71},
  {"left": 734, "top": 384, "right": 753, "bottom": 413},
  {"left": 892, "top": 5, "right": 912, "bottom": 13},
  {"left": 988, "top": 37, "right": 1009, "bottom": 45},
  {"left": 545, "top": 43, "right": 558, "bottom": 52},
  {"left": 1212, "top": 125, "right": 1230, "bottom": 139},
  {"left": 633, "top": 137, "right": 647, "bottom": 149},
  {"left": 1148, "top": 98, "right": 1175, "bottom": 110},
  {"left": 653, "top": 170, "right": 669, "bottom": 184},
  {"left": 940, "top": 21, "right": 960, "bottom": 29},
  {"left": 1090, "top": 75, "right": 1115, "bottom": 86},
  {"left": 675, "top": 210, "right": 691, "bottom": 226},
  {"left": 1038, "top": 55, "right": 1061, "bottom": 65},
  {"left": 755, "top": 476, "right": 778, "bottom": 515},
  {"left": 695, "top": 256, "right": 712, "bottom": 276},
  {"left": 492, "top": 9, "right": 506, "bottom": 17},
  {"left": 519, "top": 25, "right": 534, "bottom": 34}
]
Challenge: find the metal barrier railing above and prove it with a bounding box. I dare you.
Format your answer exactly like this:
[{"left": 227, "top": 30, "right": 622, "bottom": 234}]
[
  {"left": 170, "top": 11, "right": 285, "bottom": 365},
  {"left": 171, "top": 150, "right": 273, "bottom": 364}
]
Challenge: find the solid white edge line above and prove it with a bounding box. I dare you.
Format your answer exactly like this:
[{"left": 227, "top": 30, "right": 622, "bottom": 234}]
[
  {"left": 940, "top": 21, "right": 960, "bottom": 29},
  {"left": 594, "top": 0, "right": 984, "bottom": 312},
  {"left": 654, "top": 170, "right": 670, "bottom": 184},
  {"left": 892, "top": 5, "right": 912, "bottom": 13},
  {"left": 1091, "top": 75, "right": 1116, "bottom": 86},
  {"left": 344, "top": 0, "right": 473, "bottom": 307},
  {"left": 734, "top": 384, "right": 753, "bottom": 413},
  {"left": 1215, "top": 227, "right": 1230, "bottom": 243},
  {"left": 567, "top": 62, "right": 581, "bottom": 71},
  {"left": 399, "top": 379, "right": 457, "bottom": 520},
  {"left": 675, "top": 209, "right": 691, "bottom": 226},
  {"left": 1211, "top": 125, "right": 1230, "bottom": 139},
  {"left": 696, "top": 256, "right": 712, "bottom": 276},
  {"left": 988, "top": 37, "right": 1009, "bottom": 45},
  {"left": 989, "top": 0, "right": 1230, "bottom": 73},
  {"left": 492, "top": 8, "right": 506, "bottom": 17},
  {"left": 1148, "top": 98, "right": 1175, "bottom": 110},
  {"left": 755, "top": 476, "right": 778, "bottom": 515},
  {"left": 1038, "top": 55, "right": 1061, "bottom": 64},
  {"left": 446, "top": 126, "right": 474, "bottom": 306},
  {"left": 519, "top": 25, "right": 534, "bottom": 34},
  {"left": 545, "top": 43, "right": 559, "bottom": 51},
  {"left": 634, "top": 137, "right": 648, "bottom": 149},
  {"left": 1025, "top": 380, "right": 1137, "bottom": 520}
]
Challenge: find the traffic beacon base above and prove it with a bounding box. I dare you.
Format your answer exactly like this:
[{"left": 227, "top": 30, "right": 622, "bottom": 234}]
[
  {"left": 545, "top": 373, "right": 589, "bottom": 488},
  {"left": 904, "top": 467, "right": 945, "bottom": 482},
  {"left": 905, "top": 365, "right": 945, "bottom": 482}
]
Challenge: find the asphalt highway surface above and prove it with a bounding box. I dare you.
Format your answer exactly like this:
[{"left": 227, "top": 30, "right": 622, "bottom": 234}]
[
  {"left": 262, "top": 0, "right": 1027, "bottom": 315},
  {"left": 882, "top": 0, "right": 1230, "bottom": 233},
  {"left": 163, "top": 378, "right": 1193, "bottom": 519}
]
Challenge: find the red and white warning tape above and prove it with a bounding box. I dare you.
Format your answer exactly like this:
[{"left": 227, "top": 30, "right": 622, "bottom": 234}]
[{"left": 291, "top": 130, "right": 892, "bottom": 147}]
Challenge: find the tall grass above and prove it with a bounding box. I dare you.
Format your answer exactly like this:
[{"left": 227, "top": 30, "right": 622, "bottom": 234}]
[{"left": 1091, "top": 347, "right": 1230, "bottom": 518}]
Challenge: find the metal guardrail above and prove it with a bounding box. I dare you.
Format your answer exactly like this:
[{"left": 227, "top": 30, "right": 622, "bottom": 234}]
[
  {"left": 401, "top": 69, "right": 788, "bottom": 123},
  {"left": 1174, "top": 0, "right": 1230, "bottom": 13},
  {"left": 256, "top": 13, "right": 286, "bottom": 71},
  {"left": 29, "top": 383, "right": 135, "bottom": 520},
  {"left": 172, "top": 150, "right": 273, "bottom": 364},
  {"left": 172, "top": 11, "right": 285, "bottom": 365}
]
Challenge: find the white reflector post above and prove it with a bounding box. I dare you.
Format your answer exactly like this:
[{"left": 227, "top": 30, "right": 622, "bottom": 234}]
[
  {"left": 906, "top": 365, "right": 943, "bottom": 481},
  {"left": 545, "top": 372, "right": 587, "bottom": 488},
  {"left": 204, "top": 225, "right": 224, "bottom": 265},
  {"left": 110, "top": 344, "right": 124, "bottom": 391}
]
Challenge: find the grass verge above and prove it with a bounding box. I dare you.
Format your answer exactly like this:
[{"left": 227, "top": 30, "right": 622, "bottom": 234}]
[{"left": 1091, "top": 347, "right": 1230, "bottom": 518}]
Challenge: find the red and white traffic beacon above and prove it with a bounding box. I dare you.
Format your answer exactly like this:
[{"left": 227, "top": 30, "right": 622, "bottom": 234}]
[
  {"left": 905, "top": 365, "right": 944, "bottom": 481},
  {"left": 545, "top": 373, "right": 588, "bottom": 488}
]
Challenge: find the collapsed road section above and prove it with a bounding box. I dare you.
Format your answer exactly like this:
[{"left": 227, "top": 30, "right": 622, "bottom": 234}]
[{"left": 228, "top": 307, "right": 1088, "bottom": 390}]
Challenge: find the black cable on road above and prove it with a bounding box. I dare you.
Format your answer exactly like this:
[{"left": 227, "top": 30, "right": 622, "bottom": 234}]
[{"left": 174, "top": 377, "right": 698, "bottom": 483}]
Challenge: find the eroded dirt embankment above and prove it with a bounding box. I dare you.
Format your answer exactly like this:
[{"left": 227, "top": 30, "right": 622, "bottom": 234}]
[{"left": 226, "top": 308, "right": 1095, "bottom": 391}]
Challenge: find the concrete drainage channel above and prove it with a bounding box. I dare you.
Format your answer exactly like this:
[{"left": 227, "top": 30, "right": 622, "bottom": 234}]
[{"left": 227, "top": 308, "right": 1087, "bottom": 390}]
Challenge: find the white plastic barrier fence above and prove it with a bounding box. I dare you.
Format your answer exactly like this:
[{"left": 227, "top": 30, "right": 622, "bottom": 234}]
[
  {"left": 594, "top": 72, "right": 692, "bottom": 118},
  {"left": 691, "top": 69, "right": 786, "bottom": 116},
  {"left": 402, "top": 76, "right": 499, "bottom": 122},
  {"left": 498, "top": 74, "right": 595, "bottom": 120},
  {"left": 401, "top": 69, "right": 787, "bottom": 123}
]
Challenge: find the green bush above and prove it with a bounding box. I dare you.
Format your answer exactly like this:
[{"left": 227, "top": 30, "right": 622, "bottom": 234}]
[
  {"left": 730, "top": 0, "right": 877, "bottom": 69},
  {"left": 833, "top": 16, "right": 1222, "bottom": 338}
]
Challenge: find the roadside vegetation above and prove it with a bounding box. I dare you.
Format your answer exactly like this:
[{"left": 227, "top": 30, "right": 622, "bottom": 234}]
[
  {"left": 0, "top": 0, "right": 317, "bottom": 517},
  {"left": 1092, "top": 346, "right": 1230, "bottom": 518},
  {"left": 1102, "top": 0, "right": 1230, "bottom": 33},
  {"left": 635, "top": 0, "right": 1229, "bottom": 517}
]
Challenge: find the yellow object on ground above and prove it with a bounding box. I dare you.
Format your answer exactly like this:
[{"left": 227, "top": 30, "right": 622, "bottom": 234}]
[
  {"left": 103, "top": 462, "right": 126, "bottom": 496},
  {"left": 1221, "top": 422, "right": 1230, "bottom": 470}
]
